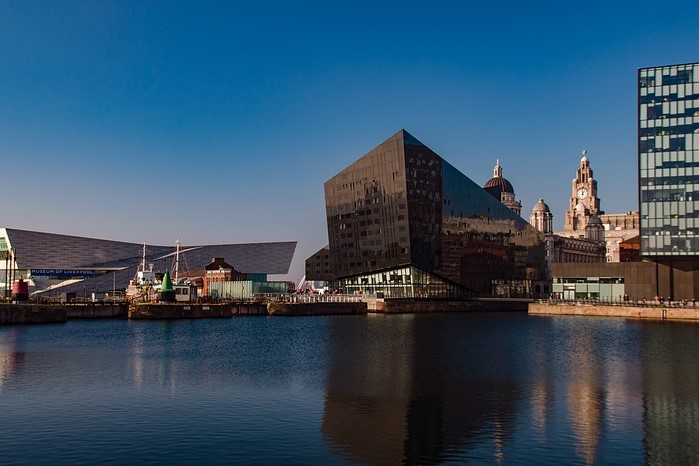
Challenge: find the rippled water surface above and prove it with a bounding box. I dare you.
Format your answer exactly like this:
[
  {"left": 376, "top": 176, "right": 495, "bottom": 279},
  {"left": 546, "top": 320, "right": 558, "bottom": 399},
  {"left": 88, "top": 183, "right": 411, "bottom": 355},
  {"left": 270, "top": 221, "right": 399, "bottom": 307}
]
[{"left": 0, "top": 313, "right": 697, "bottom": 465}]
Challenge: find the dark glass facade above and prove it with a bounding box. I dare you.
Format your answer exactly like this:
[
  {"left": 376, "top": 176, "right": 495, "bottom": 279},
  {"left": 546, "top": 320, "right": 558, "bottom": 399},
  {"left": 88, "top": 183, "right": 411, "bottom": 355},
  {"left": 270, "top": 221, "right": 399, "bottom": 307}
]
[
  {"left": 639, "top": 63, "right": 699, "bottom": 256},
  {"left": 318, "top": 130, "right": 545, "bottom": 297}
]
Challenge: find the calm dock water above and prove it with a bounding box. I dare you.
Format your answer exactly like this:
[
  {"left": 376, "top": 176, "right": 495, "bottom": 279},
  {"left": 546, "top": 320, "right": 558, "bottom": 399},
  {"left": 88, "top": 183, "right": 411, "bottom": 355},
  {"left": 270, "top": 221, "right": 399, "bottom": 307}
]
[{"left": 0, "top": 313, "right": 697, "bottom": 464}]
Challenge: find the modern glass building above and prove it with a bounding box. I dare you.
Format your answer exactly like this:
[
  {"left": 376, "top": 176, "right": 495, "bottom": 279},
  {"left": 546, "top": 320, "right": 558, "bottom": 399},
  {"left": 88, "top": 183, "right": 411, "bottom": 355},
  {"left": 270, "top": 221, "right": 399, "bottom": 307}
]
[
  {"left": 639, "top": 62, "right": 699, "bottom": 256},
  {"left": 638, "top": 62, "right": 699, "bottom": 299},
  {"left": 313, "top": 130, "right": 546, "bottom": 298}
]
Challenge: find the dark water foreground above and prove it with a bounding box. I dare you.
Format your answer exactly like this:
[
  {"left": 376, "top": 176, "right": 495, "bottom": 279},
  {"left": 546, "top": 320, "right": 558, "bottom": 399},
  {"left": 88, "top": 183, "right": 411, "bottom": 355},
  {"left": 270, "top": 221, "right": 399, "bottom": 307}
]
[{"left": 0, "top": 313, "right": 697, "bottom": 465}]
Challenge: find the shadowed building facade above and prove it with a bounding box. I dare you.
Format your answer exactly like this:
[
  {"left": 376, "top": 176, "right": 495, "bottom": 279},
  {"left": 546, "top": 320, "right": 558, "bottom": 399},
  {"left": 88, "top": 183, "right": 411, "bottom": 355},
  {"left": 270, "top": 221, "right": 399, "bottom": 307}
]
[
  {"left": 0, "top": 227, "right": 296, "bottom": 297},
  {"left": 308, "top": 130, "right": 546, "bottom": 297}
]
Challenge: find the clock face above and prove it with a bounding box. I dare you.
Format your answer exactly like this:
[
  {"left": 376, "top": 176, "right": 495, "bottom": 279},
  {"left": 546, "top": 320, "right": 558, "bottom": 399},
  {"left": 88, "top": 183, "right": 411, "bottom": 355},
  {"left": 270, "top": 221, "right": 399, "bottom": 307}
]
[{"left": 576, "top": 188, "right": 588, "bottom": 200}]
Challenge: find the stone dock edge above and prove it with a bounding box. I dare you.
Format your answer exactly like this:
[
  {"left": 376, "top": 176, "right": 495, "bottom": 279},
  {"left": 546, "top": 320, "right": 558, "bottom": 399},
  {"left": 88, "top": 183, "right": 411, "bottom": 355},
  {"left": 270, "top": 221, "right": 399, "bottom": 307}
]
[{"left": 529, "top": 302, "right": 699, "bottom": 321}]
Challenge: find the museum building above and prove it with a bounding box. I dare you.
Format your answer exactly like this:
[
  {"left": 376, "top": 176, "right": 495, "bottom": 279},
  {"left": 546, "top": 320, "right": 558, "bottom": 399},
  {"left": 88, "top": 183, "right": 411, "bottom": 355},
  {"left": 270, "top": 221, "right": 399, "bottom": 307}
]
[{"left": 0, "top": 227, "right": 296, "bottom": 297}]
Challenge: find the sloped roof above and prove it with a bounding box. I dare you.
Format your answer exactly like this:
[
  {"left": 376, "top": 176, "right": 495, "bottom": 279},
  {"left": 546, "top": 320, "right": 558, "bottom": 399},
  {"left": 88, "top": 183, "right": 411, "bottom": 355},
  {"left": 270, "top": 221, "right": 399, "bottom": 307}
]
[
  {"left": 2, "top": 228, "right": 295, "bottom": 274},
  {"left": 1, "top": 228, "right": 296, "bottom": 294}
]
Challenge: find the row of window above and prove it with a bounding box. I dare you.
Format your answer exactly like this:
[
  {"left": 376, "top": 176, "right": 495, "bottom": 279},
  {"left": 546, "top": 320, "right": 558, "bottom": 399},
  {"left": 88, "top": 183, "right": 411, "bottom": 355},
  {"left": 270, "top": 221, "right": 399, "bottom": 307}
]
[
  {"left": 642, "top": 228, "right": 699, "bottom": 237},
  {"left": 642, "top": 200, "right": 699, "bottom": 215},
  {"left": 640, "top": 157, "right": 699, "bottom": 170},
  {"left": 640, "top": 125, "right": 699, "bottom": 139},
  {"left": 643, "top": 104, "right": 699, "bottom": 119},
  {"left": 639, "top": 66, "right": 696, "bottom": 85},
  {"left": 640, "top": 174, "right": 699, "bottom": 186},
  {"left": 640, "top": 69, "right": 695, "bottom": 86},
  {"left": 640, "top": 136, "right": 695, "bottom": 152},
  {"left": 641, "top": 234, "right": 699, "bottom": 253},
  {"left": 641, "top": 189, "right": 690, "bottom": 202},
  {"left": 554, "top": 277, "right": 624, "bottom": 284}
]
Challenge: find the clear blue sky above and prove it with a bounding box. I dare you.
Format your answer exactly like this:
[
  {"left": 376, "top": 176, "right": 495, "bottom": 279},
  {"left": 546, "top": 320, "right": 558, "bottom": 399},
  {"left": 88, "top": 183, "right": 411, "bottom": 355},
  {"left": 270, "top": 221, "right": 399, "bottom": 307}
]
[{"left": 1, "top": 0, "right": 697, "bottom": 281}]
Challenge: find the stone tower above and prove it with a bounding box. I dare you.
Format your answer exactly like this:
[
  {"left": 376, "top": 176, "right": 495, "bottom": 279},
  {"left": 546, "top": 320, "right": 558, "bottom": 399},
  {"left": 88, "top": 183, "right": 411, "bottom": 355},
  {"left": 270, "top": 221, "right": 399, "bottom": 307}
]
[
  {"left": 564, "top": 151, "right": 602, "bottom": 233},
  {"left": 530, "top": 199, "right": 553, "bottom": 234}
]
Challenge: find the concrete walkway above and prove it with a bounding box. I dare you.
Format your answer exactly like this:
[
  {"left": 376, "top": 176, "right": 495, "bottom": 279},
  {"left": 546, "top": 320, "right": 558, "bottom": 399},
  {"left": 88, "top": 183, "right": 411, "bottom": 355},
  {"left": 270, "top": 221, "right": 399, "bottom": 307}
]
[{"left": 529, "top": 302, "right": 699, "bottom": 321}]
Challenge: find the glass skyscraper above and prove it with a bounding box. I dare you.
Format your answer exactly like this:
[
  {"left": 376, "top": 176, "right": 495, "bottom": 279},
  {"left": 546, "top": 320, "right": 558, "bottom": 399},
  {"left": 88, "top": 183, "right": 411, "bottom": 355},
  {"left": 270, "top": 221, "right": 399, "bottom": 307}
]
[{"left": 639, "top": 62, "right": 699, "bottom": 257}]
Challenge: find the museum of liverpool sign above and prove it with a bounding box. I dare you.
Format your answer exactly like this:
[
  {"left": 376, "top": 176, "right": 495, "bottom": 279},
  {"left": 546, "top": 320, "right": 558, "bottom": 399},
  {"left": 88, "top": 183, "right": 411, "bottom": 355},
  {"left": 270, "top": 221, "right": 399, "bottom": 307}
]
[{"left": 30, "top": 269, "right": 96, "bottom": 279}]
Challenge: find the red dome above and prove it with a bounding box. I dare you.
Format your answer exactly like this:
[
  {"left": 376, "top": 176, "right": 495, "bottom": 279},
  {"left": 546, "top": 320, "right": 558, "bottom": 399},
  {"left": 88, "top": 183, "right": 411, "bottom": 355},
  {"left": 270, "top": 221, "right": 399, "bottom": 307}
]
[{"left": 483, "top": 177, "right": 514, "bottom": 199}]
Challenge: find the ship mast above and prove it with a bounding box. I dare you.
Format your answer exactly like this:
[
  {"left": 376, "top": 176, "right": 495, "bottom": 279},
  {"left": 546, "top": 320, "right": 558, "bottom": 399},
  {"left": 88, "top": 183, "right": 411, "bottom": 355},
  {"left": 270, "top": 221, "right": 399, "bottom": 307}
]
[{"left": 175, "top": 238, "right": 180, "bottom": 283}]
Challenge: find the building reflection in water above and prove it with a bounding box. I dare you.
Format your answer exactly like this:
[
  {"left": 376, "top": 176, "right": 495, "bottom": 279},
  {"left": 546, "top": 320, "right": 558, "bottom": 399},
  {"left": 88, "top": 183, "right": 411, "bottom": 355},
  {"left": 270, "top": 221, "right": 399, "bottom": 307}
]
[
  {"left": 128, "top": 321, "right": 182, "bottom": 393},
  {"left": 565, "top": 338, "right": 604, "bottom": 466},
  {"left": 321, "top": 314, "right": 521, "bottom": 465},
  {"left": 156, "top": 322, "right": 180, "bottom": 394},
  {"left": 0, "top": 327, "right": 23, "bottom": 394},
  {"left": 641, "top": 322, "right": 699, "bottom": 465},
  {"left": 529, "top": 364, "right": 553, "bottom": 444},
  {"left": 527, "top": 318, "right": 645, "bottom": 465},
  {"left": 130, "top": 322, "right": 146, "bottom": 389}
]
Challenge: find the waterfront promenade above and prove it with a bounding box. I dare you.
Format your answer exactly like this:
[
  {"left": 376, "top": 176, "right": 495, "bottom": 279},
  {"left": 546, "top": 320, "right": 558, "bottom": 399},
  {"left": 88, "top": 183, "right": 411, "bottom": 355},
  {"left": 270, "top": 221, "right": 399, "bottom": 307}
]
[
  {"left": 0, "top": 294, "right": 531, "bottom": 323},
  {"left": 529, "top": 299, "right": 699, "bottom": 321},
  {"left": 5, "top": 295, "right": 699, "bottom": 323}
]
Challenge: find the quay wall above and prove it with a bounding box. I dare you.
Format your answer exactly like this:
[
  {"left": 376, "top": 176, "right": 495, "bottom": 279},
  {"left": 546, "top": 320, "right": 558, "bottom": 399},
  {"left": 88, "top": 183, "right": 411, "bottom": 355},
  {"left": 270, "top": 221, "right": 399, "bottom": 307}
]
[
  {"left": 529, "top": 303, "right": 699, "bottom": 321},
  {"left": 267, "top": 302, "right": 367, "bottom": 316},
  {"left": 369, "top": 299, "right": 530, "bottom": 313},
  {"left": 0, "top": 303, "right": 67, "bottom": 324},
  {"left": 128, "top": 302, "right": 268, "bottom": 319},
  {"left": 66, "top": 304, "right": 128, "bottom": 319},
  {"left": 232, "top": 303, "right": 267, "bottom": 316},
  {"left": 129, "top": 303, "right": 234, "bottom": 319}
]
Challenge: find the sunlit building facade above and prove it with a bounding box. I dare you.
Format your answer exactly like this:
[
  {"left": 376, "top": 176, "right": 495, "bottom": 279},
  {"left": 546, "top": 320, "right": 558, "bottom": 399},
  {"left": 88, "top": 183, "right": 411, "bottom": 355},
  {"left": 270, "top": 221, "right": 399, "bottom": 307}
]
[
  {"left": 639, "top": 62, "right": 699, "bottom": 298},
  {"left": 311, "top": 130, "right": 546, "bottom": 298},
  {"left": 639, "top": 62, "right": 699, "bottom": 256}
]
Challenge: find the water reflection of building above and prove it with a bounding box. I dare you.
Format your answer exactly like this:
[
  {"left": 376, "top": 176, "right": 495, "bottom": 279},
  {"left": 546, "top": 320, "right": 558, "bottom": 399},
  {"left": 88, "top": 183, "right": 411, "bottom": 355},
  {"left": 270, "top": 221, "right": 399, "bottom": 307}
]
[
  {"left": 0, "top": 328, "right": 22, "bottom": 394},
  {"left": 641, "top": 323, "right": 699, "bottom": 465},
  {"left": 306, "top": 130, "right": 546, "bottom": 298},
  {"left": 567, "top": 377, "right": 604, "bottom": 465},
  {"left": 321, "top": 315, "right": 521, "bottom": 465},
  {"left": 562, "top": 326, "right": 609, "bottom": 465}
]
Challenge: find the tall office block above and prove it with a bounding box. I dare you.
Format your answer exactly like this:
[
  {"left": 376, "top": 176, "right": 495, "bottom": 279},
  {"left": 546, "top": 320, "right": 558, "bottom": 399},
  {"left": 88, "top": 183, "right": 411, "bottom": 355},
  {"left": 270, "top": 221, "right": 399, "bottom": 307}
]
[
  {"left": 639, "top": 62, "right": 699, "bottom": 298},
  {"left": 639, "top": 62, "right": 699, "bottom": 256}
]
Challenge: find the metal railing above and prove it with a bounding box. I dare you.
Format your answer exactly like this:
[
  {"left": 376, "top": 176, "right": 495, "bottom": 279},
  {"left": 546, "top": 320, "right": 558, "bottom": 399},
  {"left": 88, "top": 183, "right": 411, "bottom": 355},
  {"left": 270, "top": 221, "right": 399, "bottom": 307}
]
[
  {"left": 273, "top": 293, "right": 366, "bottom": 303},
  {"left": 537, "top": 297, "right": 698, "bottom": 308}
]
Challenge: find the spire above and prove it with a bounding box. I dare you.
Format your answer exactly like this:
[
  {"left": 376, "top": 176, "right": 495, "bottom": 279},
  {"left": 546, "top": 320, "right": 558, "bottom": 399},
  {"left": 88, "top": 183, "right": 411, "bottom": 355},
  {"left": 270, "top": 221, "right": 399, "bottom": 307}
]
[{"left": 493, "top": 159, "right": 502, "bottom": 178}]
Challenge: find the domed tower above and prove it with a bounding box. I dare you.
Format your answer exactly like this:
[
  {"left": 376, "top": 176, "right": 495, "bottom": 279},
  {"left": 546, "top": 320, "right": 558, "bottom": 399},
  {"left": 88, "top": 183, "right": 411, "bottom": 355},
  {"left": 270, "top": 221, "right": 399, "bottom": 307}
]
[
  {"left": 530, "top": 199, "right": 553, "bottom": 234},
  {"left": 586, "top": 214, "right": 605, "bottom": 243},
  {"left": 484, "top": 160, "right": 522, "bottom": 216}
]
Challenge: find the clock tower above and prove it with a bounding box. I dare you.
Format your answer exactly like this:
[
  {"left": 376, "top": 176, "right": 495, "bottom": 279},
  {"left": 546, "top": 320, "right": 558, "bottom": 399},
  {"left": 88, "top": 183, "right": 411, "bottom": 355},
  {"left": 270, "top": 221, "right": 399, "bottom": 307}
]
[{"left": 564, "top": 151, "right": 602, "bottom": 232}]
